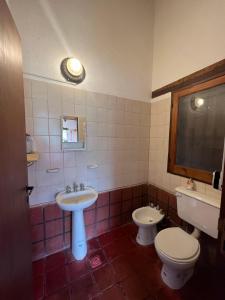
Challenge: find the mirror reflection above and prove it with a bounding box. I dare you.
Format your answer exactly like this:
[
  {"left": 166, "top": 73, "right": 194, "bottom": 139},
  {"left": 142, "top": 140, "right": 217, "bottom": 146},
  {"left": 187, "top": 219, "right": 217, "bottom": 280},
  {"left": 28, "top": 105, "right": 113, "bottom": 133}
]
[{"left": 62, "top": 116, "right": 86, "bottom": 150}]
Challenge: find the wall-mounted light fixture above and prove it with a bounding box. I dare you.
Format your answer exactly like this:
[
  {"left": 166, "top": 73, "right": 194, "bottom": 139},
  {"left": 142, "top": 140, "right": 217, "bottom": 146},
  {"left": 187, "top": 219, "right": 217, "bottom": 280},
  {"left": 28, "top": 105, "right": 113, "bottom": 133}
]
[{"left": 60, "top": 57, "right": 86, "bottom": 84}]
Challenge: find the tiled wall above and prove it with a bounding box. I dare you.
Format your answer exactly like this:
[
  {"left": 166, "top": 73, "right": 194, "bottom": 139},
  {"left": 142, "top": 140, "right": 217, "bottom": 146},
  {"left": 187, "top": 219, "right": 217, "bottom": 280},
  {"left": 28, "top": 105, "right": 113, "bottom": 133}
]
[
  {"left": 148, "top": 93, "right": 222, "bottom": 199},
  {"left": 24, "top": 78, "right": 150, "bottom": 206},
  {"left": 30, "top": 184, "right": 148, "bottom": 261},
  {"left": 148, "top": 184, "right": 182, "bottom": 227}
]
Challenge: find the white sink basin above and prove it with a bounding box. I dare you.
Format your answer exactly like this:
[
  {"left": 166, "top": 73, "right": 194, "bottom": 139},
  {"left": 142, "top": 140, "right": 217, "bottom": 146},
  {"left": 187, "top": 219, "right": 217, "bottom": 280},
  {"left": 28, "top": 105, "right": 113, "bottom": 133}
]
[
  {"left": 55, "top": 187, "right": 98, "bottom": 260},
  {"left": 56, "top": 188, "right": 98, "bottom": 211}
]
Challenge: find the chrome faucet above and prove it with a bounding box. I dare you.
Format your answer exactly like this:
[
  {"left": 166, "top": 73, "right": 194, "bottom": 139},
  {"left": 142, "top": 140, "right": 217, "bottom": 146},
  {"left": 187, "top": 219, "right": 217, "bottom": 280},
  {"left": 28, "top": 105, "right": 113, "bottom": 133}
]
[
  {"left": 80, "top": 183, "right": 85, "bottom": 191},
  {"left": 73, "top": 182, "right": 79, "bottom": 192},
  {"left": 65, "top": 185, "right": 72, "bottom": 193}
]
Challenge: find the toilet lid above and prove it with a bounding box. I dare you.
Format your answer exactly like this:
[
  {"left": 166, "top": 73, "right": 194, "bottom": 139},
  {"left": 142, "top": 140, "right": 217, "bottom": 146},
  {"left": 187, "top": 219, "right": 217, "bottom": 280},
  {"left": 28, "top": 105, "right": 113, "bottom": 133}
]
[{"left": 155, "top": 227, "right": 199, "bottom": 260}]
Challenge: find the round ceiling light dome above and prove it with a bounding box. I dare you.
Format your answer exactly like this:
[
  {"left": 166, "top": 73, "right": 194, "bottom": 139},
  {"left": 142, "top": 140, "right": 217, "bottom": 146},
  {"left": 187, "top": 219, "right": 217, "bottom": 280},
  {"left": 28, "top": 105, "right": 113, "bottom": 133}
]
[{"left": 60, "top": 57, "right": 86, "bottom": 84}]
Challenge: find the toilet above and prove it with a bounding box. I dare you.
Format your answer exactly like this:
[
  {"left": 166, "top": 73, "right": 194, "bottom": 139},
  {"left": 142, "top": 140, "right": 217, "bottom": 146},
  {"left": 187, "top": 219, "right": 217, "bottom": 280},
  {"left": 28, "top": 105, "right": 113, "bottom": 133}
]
[
  {"left": 154, "top": 186, "right": 221, "bottom": 290},
  {"left": 132, "top": 206, "right": 164, "bottom": 245}
]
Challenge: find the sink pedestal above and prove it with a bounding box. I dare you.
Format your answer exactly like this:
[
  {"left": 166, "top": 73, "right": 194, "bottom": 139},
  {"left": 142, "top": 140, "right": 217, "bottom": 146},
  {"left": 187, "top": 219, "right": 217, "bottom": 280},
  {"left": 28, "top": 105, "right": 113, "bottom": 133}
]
[
  {"left": 72, "top": 210, "right": 87, "bottom": 260},
  {"left": 55, "top": 187, "right": 98, "bottom": 260}
]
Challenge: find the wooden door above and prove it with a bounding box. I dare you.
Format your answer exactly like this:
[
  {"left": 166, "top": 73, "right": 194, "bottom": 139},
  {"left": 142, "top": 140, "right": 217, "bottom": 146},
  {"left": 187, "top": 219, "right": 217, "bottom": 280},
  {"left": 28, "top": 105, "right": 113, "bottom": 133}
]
[{"left": 0, "top": 0, "right": 33, "bottom": 299}]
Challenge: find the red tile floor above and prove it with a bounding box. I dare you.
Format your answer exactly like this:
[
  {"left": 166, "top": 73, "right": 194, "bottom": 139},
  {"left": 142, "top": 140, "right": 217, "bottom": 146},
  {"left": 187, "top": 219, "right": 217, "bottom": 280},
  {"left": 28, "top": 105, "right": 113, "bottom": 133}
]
[{"left": 33, "top": 223, "right": 225, "bottom": 300}]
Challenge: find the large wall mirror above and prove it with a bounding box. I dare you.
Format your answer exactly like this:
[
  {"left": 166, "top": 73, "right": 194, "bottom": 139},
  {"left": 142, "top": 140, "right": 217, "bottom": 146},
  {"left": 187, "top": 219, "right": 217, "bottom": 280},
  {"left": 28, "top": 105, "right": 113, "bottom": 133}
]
[
  {"left": 168, "top": 75, "right": 225, "bottom": 184},
  {"left": 61, "top": 116, "right": 86, "bottom": 150}
]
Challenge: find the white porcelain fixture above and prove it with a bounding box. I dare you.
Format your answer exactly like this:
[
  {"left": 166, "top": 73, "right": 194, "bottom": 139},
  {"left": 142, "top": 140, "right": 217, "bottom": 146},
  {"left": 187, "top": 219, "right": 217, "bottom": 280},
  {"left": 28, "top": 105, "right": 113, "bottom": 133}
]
[
  {"left": 154, "top": 186, "right": 221, "bottom": 290},
  {"left": 132, "top": 206, "right": 164, "bottom": 245},
  {"left": 56, "top": 187, "right": 98, "bottom": 260}
]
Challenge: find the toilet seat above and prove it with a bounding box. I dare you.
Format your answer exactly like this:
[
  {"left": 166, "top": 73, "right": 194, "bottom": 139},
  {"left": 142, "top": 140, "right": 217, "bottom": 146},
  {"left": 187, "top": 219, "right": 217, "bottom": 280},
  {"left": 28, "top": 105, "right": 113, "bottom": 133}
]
[{"left": 155, "top": 227, "right": 200, "bottom": 262}]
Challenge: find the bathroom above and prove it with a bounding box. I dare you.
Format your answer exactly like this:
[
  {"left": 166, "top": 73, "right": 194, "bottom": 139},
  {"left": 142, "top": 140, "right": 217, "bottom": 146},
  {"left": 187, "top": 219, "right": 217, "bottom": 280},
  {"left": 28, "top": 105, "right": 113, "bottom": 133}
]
[{"left": 0, "top": 0, "right": 225, "bottom": 299}]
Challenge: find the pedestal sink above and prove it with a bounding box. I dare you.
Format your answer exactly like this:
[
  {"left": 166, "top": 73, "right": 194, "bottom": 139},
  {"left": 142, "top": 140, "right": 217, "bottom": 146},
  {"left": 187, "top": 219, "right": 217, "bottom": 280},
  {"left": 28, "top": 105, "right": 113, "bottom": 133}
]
[{"left": 56, "top": 187, "right": 98, "bottom": 260}]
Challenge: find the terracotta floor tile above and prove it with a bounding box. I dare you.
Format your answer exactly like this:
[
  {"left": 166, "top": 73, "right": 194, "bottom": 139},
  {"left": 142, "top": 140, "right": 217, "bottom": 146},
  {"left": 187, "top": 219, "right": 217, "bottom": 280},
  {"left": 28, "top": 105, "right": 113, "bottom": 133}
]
[
  {"left": 66, "top": 259, "right": 89, "bottom": 281},
  {"left": 71, "top": 273, "right": 97, "bottom": 300},
  {"left": 136, "top": 244, "right": 159, "bottom": 261},
  {"left": 31, "top": 223, "right": 225, "bottom": 300},
  {"left": 123, "top": 223, "right": 137, "bottom": 237},
  {"left": 98, "top": 232, "right": 114, "bottom": 247},
  {"left": 112, "top": 256, "right": 136, "bottom": 281},
  {"left": 45, "top": 288, "right": 70, "bottom": 300},
  {"left": 65, "top": 249, "right": 75, "bottom": 263},
  {"left": 45, "top": 266, "right": 68, "bottom": 296},
  {"left": 117, "top": 235, "right": 136, "bottom": 254},
  {"left": 98, "top": 226, "right": 126, "bottom": 247},
  {"left": 93, "top": 264, "right": 116, "bottom": 291},
  {"left": 88, "top": 238, "right": 100, "bottom": 253},
  {"left": 98, "top": 284, "right": 126, "bottom": 300},
  {"left": 104, "top": 241, "right": 121, "bottom": 261},
  {"left": 46, "top": 251, "right": 66, "bottom": 272},
  {"left": 110, "top": 226, "right": 127, "bottom": 240},
  {"left": 120, "top": 274, "right": 149, "bottom": 300},
  {"left": 156, "top": 287, "right": 184, "bottom": 300}
]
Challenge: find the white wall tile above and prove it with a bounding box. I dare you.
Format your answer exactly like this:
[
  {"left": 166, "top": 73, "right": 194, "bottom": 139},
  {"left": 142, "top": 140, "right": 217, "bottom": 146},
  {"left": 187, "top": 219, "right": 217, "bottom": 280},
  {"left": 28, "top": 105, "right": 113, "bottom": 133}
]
[
  {"left": 33, "top": 118, "right": 49, "bottom": 135},
  {"left": 50, "top": 153, "right": 63, "bottom": 169},
  {"left": 25, "top": 98, "right": 33, "bottom": 117},
  {"left": 62, "top": 98, "right": 74, "bottom": 115},
  {"left": 48, "top": 98, "right": 62, "bottom": 119},
  {"left": 26, "top": 117, "right": 34, "bottom": 135},
  {"left": 24, "top": 78, "right": 32, "bottom": 98},
  {"left": 50, "top": 136, "right": 61, "bottom": 152},
  {"left": 26, "top": 79, "right": 150, "bottom": 206},
  {"left": 49, "top": 118, "right": 61, "bottom": 135},
  {"left": 74, "top": 89, "right": 86, "bottom": 105},
  {"left": 36, "top": 169, "right": 64, "bottom": 187},
  {"left": 63, "top": 152, "right": 76, "bottom": 168},
  {"left": 75, "top": 104, "right": 86, "bottom": 116},
  {"left": 62, "top": 86, "right": 74, "bottom": 102},
  {"left": 36, "top": 153, "right": 51, "bottom": 170},
  {"left": 32, "top": 98, "right": 48, "bottom": 118},
  {"left": 32, "top": 80, "right": 47, "bottom": 99},
  {"left": 87, "top": 106, "right": 97, "bottom": 122}
]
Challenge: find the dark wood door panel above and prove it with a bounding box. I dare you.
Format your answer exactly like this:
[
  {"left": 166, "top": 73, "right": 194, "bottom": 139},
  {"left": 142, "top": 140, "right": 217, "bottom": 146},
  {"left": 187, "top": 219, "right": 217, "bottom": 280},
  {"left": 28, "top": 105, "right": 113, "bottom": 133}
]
[{"left": 0, "top": 0, "right": 33, "bottom": 299}]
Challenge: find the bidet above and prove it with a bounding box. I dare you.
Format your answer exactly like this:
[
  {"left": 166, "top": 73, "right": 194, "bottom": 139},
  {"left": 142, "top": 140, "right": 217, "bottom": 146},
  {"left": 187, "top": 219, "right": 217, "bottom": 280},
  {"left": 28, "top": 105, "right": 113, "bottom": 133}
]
[{"left": 132, "top": 206, "right": 164, "bottom": 245}]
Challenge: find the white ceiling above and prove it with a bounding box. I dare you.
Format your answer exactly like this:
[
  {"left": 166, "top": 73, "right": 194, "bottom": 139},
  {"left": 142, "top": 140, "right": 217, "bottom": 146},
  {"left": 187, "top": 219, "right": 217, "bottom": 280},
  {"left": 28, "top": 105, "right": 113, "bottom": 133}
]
[{"left": 8, "top": 0, "right": 154, "bottom": 101}]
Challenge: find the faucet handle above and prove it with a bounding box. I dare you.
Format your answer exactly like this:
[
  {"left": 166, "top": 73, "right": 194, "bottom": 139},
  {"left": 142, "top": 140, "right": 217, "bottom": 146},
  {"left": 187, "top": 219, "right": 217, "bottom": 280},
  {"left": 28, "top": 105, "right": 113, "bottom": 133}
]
[
  {"left": 65, "top": 185, "right": 72, "bottom": 193},
  {"left": 80, "top": 183, "right": 85, "bottom": 191},
  {"left": 156, "top": 204, "right": 160, "bottom": 210},
  {"left": 159, "top": 208, "right": 165, "bottom": 215}
]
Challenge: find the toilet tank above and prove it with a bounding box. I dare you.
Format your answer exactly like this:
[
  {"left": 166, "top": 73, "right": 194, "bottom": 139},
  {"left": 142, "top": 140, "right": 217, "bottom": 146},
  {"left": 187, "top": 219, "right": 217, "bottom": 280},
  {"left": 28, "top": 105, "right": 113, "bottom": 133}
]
[{"left": 175, "top": 186, "right": 221, "bottom": 239}]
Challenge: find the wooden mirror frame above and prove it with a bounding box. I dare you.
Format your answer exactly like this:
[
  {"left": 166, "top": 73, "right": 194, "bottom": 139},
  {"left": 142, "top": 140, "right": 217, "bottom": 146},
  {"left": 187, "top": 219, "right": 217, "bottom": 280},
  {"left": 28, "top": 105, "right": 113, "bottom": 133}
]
[{"left": 168, "top": 75, "right": 225, "bottom": 184}]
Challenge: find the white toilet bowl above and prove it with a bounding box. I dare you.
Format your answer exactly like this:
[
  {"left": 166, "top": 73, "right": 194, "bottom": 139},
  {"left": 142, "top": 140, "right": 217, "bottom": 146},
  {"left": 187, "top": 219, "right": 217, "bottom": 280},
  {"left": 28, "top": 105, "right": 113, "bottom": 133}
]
[
  {"left": 154, "top": 227, "right": 200, "bottom": 290},
  {"left": 132, "top": 206, "right": 164, "bottom": 246}
]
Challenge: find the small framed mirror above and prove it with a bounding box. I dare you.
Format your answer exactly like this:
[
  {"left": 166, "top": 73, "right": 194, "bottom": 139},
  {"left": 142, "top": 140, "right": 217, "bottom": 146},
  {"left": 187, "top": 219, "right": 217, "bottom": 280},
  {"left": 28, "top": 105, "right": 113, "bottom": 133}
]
[{"left": 61, "top": 116, "right": 86, "bottom": 151}]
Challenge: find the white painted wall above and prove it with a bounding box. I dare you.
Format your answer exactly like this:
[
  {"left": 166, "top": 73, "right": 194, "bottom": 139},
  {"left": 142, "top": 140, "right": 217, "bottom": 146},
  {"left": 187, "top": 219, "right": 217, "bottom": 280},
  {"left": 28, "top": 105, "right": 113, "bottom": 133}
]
[
  {"left": 152, "top": 0, "right": 225, "bottom": 90},
  {"left": 8, "top": 0, "right": 154, "bottom": 101}
]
